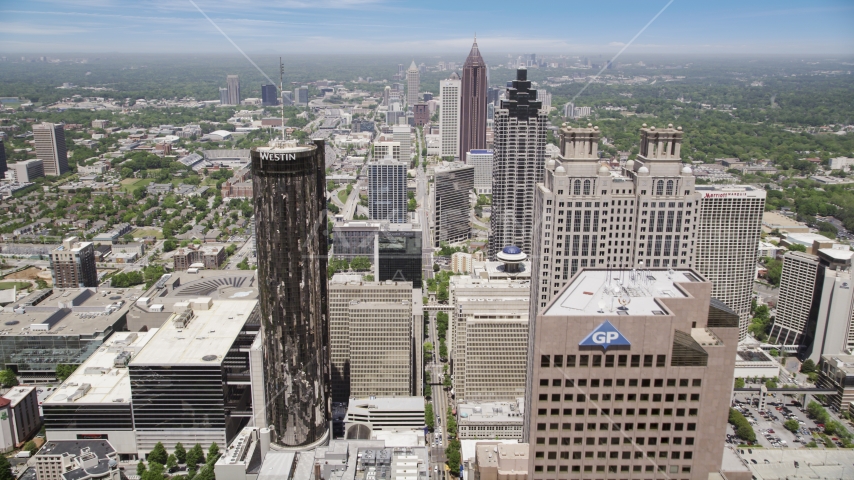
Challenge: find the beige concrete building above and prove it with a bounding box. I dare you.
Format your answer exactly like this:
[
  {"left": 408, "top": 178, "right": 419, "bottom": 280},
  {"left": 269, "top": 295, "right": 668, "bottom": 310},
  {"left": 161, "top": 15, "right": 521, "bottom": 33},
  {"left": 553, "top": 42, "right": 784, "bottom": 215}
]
[
  {"left": 525, "top": 268, "right": 739, "bottom": 480},
  {"left": 817, "top": 354, "right": 854, "bottom": 411},
  {"left": 373, "top": 141, "right": 401, "bottom": 162},
  {"left": 328, "top": 275, "right": 415, "bottom": 402},
  {"left": 451, "top": 252, "right": 473, "bottom": 273},
  {"left": 531, "top": 125, "right": 764, "bottom": 339},
  {"left": 440, "top": 73, "right": 461, "bottom": 159},
  {"left": 768, "top": 251, "right": 821, "bottom": 347},
  {"left": 473, "top": 442, "right": 529, "bottom": 480},
  {"left": 450, "top": 275, "right": 530, "bottom": 403}
]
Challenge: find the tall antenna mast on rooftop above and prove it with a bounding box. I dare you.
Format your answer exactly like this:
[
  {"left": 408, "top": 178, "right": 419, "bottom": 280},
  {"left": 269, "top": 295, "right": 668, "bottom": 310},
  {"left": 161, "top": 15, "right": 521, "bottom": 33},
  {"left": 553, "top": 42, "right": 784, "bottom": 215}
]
[{"left": 280, "top": 57, "right": 285, "bottom": 142}]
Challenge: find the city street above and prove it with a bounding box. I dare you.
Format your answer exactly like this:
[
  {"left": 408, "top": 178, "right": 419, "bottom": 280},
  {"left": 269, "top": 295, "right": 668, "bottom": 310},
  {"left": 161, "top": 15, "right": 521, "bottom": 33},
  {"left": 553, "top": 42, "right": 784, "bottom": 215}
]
[{"left": 426, "top": 310, "right": 449, "bottom": 480}]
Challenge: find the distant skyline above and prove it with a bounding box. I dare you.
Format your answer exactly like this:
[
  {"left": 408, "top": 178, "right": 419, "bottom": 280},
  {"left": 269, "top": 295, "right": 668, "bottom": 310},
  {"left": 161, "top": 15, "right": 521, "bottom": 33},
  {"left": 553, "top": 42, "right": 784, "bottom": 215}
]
[{"left": 1, "top": 0, "right": 853, "bottom": 56}]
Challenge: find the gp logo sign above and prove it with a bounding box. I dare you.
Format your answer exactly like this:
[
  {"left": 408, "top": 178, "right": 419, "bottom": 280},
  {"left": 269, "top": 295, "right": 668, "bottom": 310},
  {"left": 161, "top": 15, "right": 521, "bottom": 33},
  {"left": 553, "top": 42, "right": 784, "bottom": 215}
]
[{"left": 579, "top": 320, "right": 630, "bottom": 350}]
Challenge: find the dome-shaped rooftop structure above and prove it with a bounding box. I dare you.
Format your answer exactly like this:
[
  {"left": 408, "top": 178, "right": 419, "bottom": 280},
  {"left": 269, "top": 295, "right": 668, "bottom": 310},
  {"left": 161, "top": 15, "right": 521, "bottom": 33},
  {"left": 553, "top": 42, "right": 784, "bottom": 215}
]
[
  {"left": 546, "top": 159, "right": 556, "bottom": 169},
  {"left": 638, "top": 166, "right": 649, "bottom": 174},
  {"left": 681, "top": 165, "right": 693, "bottom": 174},
  {"left": 598, "top": 164, "right": 610, "bottom": 175},
  {"left": 555, "top": 165, "right": 566, "bottom": 174},
  {"left": 625, "top": 159, "right": 635, "bottom": 170},
  {"left": 496, "top": 245, "right": 527, "bottom": 273}
]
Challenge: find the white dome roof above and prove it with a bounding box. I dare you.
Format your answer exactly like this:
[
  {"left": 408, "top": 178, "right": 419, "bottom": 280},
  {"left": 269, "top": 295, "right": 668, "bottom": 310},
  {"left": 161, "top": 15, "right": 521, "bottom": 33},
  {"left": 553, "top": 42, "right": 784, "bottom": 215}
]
[
  {"left": 598, "top": 164, "right": 610, "bottom": 173},
  {"left": 638, "top": 166, "right": 649, "bottom": 174},
  {"left": 681, "top": 165, "right": 693, "bottom": 174},
  {"left": 625, "top": 159, "right": 635, "bottom": 170},
  {"left": 555, "top": 165, "right": 566, "bottom": 174},
  {"left": 546, "top": 159, "right": 556, "bottom": 169}
]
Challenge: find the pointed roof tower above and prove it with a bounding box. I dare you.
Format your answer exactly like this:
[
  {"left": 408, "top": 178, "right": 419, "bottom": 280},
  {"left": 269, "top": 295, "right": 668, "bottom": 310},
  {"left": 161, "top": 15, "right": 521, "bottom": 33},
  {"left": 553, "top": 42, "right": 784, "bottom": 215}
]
[
  {"left": 464, "top": 36, "right": 485, "bottom": 68},
  {"left": 408, "top": 60, "right": 418, "bottom": 71},
  {"left": 459, "top": 35, "right": 488, "bottom": 159}
]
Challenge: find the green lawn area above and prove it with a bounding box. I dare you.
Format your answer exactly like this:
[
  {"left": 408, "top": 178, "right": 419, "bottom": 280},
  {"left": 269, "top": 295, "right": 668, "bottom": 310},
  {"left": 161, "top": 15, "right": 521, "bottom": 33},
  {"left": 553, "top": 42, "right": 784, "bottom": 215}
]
[
  {"left": 0, "top": 281, "right": 30, "bottom": 290},
  {"left": 119, "top": 178, "right": 153, "bottom": 193},
  {"left": 337, "top": 189, "right": 349, "bottom": 204},
  {"left": 131, "top": 227, "right": 164, "bottom": 239}
]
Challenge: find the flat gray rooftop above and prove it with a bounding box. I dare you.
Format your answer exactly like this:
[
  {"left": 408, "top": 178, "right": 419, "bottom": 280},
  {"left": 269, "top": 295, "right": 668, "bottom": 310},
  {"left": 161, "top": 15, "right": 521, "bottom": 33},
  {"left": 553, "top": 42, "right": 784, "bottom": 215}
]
[
  {"left": 545, "top": 268, "right": 704, "bottom": 317},
  {"left": 0, "top": 288, "right": 135, "bottom": 337},
  {"left": 130, "top": 300, "right": 257, "bottom": 367}
]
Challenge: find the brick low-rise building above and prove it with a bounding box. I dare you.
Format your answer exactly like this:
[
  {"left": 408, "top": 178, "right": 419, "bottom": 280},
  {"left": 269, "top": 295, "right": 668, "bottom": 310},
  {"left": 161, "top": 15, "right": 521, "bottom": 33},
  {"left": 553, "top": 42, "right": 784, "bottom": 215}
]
[{"left": 172, "top": 245, "right": 226, "bottom": 270}]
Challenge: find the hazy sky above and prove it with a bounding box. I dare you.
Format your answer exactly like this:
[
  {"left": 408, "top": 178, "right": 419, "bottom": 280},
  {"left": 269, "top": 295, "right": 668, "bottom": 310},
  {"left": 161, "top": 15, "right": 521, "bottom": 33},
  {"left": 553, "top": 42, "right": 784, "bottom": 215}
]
[{"left": 2, "top": 0, "right": 853, "bottom": 56}]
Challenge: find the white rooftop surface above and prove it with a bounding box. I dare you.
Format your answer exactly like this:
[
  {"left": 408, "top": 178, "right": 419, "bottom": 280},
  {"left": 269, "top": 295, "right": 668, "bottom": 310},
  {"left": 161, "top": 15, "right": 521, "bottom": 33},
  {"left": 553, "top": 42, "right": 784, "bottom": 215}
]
[
  {"left": 461, "top": 440, "right": 519, "bottom": 463},
  {"left": 130, "top": 300, "right": 256, "bottom": 366},
  {"left": 819, "top": 246, "right": 854, "bottom": 261},
  {"left": 348, "top": 396, "right": 424, "bottom": 412},
  {"left": 544, "top": 269, "right": 701, "bottom": 317},
  {"left": 2, "top": 386, "right": 35, "bottom": 407},
  {"left": 458, "top": 401, "right": 525, "bottom": 424},
  {"left": 737, "top": 447, "right": 854, "bottom": 479},
  {"left": 784, "top": 232, "right": 833, "bottom": 244},
  {"left": 43, "top": 331, "right": 157, "bottom": 405}
]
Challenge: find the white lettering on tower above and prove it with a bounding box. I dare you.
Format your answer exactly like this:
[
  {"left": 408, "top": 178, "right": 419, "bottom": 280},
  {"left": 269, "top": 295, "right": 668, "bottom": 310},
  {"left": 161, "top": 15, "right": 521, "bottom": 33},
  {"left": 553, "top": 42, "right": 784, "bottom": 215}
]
[{"left": 259, "top": 152, "right": 297, "bottom": 161}]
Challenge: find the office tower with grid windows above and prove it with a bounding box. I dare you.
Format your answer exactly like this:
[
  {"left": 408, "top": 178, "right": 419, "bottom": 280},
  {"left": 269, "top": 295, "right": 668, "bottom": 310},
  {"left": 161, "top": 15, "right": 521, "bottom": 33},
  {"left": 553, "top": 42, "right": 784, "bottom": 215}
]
[
  {"left": 368, "top": 159, "right": 407, "bottom": 223},
  {"left": 251, "top": 138, "right": 329, "bottom": 448},
  {"left": 524, "top": 268, "right": 739, "bottom": 479},
  {"left": 328, "top": 275, "right": 414, "bottom": 402},
  {"left": 226, "top": 75, "right": 240, "bottom": 105},
  {"left": 0, "top": 139, "right": 6, "bottom": 179},
  {"left": 406, "top": 61, "right": 420, "bottom": 107},
  {"left": 433, "top": 163, "right": 474, "bottom": 246},
  {"left": 393, "top": 125, "right": 411, "bottom": 162},
  {"left": 460, "top": 37, "right": 488, "bottom": 158},
  {"left": 450, "top": 275, "right": 530, "bottom": 403},
  {"left": 768, "top": 247, "right": 854, "bottom": 362},
  {"left": 466, "top": 149, "right": 493, "bottom": 194},
  {"left": 488, "top": 67, "right": 547, "bottom": 260},
  {"left": 440, "top": 73, "right": 462, "bottom": 159},
  {"left": 694, "top": 185, "right": 766, "bottom": 340},
  {"left": 33, "top": 122, "right": 69, "bottom": 176}
]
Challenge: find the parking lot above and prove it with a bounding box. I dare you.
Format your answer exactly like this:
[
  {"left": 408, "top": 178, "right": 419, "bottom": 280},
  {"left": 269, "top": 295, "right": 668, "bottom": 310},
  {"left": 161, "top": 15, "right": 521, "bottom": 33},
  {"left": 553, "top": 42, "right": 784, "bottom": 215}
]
[{"left": 730, "top": 392, "right": 824, "bottom": 449}]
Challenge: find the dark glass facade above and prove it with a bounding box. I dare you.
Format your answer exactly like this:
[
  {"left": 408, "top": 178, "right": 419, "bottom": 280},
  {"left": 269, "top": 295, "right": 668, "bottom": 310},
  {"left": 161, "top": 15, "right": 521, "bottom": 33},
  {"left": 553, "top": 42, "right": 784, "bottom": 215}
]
[
  {"left": 130, "top": 365, "right": 228, "bottom": 429},
  {"left": 378, "top": 229, "right": 422, "bottom": 285},
  {"left": 460, "top": 39, "right": 488, "bottom": 159},
  {"left": 252, "top": 140, "right": 329, "bottom": 447},
  {"left": 44, "top": 403, "right": 133, "bottom": 431}
]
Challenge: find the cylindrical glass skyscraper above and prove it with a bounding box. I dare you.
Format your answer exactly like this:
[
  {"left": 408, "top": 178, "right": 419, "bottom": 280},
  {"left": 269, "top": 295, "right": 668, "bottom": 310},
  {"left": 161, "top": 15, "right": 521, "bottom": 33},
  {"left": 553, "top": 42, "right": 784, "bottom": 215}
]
[{"left": 252, "top": 138, "right": 329, "bottom": 447}]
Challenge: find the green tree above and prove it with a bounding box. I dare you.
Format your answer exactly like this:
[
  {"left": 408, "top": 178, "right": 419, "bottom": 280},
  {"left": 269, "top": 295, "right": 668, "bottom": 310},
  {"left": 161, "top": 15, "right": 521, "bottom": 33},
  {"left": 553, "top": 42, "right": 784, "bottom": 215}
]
[
  {"left": 206, "top": 443, "right": 220, "bottom": 465},
  {"left": 0, "top": 369, "right": 18, "bottom": 388},
  {"left": 423, "top": 342, "right": 433, "bottom": 362},
  {"left": 433, "top": 263, "right": 440, "bottom": 272},
  {"left": 765, "top": 378, "right": 778, "bottom": 389},
  {"left": 137, "top": 461, "right": 147, "bottom": 477},
  {"left": 788, "top": 243, "right": 807, "bottom": 252},
  {"left": 728, "top": 408, "right": 756, "bottom": 442},
  {"left": 734, "top": 378, "right": 745, "bottom": 389},
  {"left": 0, "top": 455, "right": 14, "bottom": 480},
  {"left": 237, "top": 258, "right": 249, "bottom": 270},
  {"left": 23, "top": 440, "right": 38, "bottom": 456},
  {"left": 174, "top": 443, "right": 187, "bottom": 464},
  {"left": 166, "top": 454, "right": 178, "bottom": 472},
  {"left": 446, "top": 439, "right": 461, "bottom": 473},
  {"left": 801, "top": 359, "right": 817, "bottom": 374},
  {"left": 425, "top": 403, "right": 434, "bottom": 430},
  {"left": 784, "top": 419, "right": 800, "bottom": 433},
  {"left": 149, "top": 442, "right": 168, "bottom": 465},
  {"left": 186, "top": 444, "right": 204, "bottom": 469},
  {"left": 163, "top": 239, "right": 177, "bottom": 252},
  {"left": 349, "top": 257, "right": 371, "bottom": 271},
  {"left": 194, "top": 466, "right": 215, "bottom": 480},
  {"left": 143, "top": 462, "right": 166, "bottom": 480},
  {"left": 56, "top": 364, "right": 78, "bottom": 382},
  {"left": 225, "top": 244, "right": 237, "bottom": 256}
]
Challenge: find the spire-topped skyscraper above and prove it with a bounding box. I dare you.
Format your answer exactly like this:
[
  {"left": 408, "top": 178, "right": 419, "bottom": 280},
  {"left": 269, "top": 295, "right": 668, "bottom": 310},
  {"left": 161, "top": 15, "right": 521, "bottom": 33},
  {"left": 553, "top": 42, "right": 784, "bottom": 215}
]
[
  {"left": 406, "top": 60, "right": 420, "bottom": 107},
  {"left": 460, "top": 36, "right": 488, "bottom": 159}
]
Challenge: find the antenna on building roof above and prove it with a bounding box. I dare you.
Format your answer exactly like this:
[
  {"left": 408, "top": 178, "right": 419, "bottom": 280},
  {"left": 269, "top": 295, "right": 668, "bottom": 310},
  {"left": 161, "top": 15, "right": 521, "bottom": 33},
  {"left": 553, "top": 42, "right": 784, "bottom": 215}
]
[{"left": 279, "top": 57, "right": 285, "bottom": 141}]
